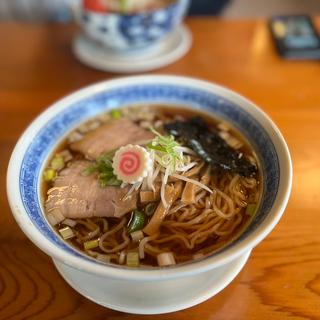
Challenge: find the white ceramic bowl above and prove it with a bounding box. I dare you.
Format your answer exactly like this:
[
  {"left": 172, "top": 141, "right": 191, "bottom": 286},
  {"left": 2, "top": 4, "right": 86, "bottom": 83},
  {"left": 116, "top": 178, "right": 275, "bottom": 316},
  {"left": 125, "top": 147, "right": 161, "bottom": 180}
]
[{"left": 7, "top": 75, "right": 292, "bottom": 314}]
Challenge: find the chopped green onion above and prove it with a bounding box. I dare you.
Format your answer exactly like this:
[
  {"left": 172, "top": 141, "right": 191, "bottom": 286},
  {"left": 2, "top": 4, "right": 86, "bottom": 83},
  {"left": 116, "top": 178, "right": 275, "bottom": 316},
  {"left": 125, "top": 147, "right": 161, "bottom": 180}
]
[
  {"left": 99, "top": 175, "right": 122, "bottom": 187},
  {"left": 147, "top": 127, "right": 186, "bottom": 177},
  {"left": 110, "top": 109, "right": 122, "bottom": 120},
  {"left": 128, "top": 210, "right": 146, "bottom": 233},
  {"left": 84, "top": 239, "right": 100, "bottom": 250},
  {"left": 97, "top": 150, "right": 115, "bottom": 163},
  {"left": 147, "top": 145, "right": 167, "bottom": 152},
  {"left": 43, "top": 169, "right": 56, "bottom": 182},
  {"left": 51, "top": 155, "right": 65, "bottom": 171},
  {"left": 147, "top": 128, "right": 180, "bottom": 154},
  {"left": 130, "top": 230, "right": 144, "bottom": 242},
  {"left": 145, "top": 203, "right": 157, "bottom": 216},
  {"left": 126, "top": 252, "right": 139, "bottom": 267},
  {"left": 246, "top": 203, "right": 256, "bottom": 216},
  {"left": 82, "top": 164, "right": 98, "bottom": 176},
  {"left": 82, "top": 151, "right": 122, "bottom": 187},
  {"left": 59, "top": 226, "right": 75, "bottom": 240}
]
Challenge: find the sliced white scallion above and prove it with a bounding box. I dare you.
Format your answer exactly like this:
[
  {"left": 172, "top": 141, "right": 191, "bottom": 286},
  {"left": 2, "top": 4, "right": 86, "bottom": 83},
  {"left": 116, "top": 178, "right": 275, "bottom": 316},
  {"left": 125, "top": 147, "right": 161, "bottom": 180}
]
[
  {"left": 50, "top": 155, "right": 65, "bottom": 171},
  {"left": 157, "top": 252, "right": 176, "bottom": 267},
  {"left": 148, "top": 164, "right": 160, "bottom": 192},
  {"left": 120, "top": 182, "right": 128, "bottom": 188},
  {"left": 145, "top": 128, "right": 206, "bottom": 208},
  {"left": 86, "top": 228, "right": 100, "bottom": 240},
  {"left": 123, "top": 180, "right": 143, "bottom": 200},
  {"left": 84, "top": 239, "right": 99, "bottom": 250},
  {"left": 126, "top": 252, "right": 140, "bottom": 267},
  {"left": 171, "top": 173, "right": 213, "bottom": 194},
  {"left": 174, "top": 146, "right": 196, "bottom": 155},
  {"left": 59, "top": 226, "right": 75, "bottom": 240},
  {"left": 62, "top": 218, "right": 77, "bottom": 228},
  {"left": 176, "top": 161, "right": 198, "bottom": 172},
  {"left": 146, "top": 152, "right": 154, "bottom": 191},
  {"left": 130, "top": 230, "right": 144, "bottom": 242}
]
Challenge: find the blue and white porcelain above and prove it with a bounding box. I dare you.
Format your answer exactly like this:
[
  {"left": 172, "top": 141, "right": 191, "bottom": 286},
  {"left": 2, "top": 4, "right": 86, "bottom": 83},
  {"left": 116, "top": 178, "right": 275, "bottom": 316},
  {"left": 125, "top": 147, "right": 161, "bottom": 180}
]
[
  {"left": 72, "top": 25, "right": 192, "bottom": 73},
  {"left": 7, "top": 76, "right": 292, "bottom": 314},
  {"left": 78, "top": 0, "right": 190, "bottom": 50}
]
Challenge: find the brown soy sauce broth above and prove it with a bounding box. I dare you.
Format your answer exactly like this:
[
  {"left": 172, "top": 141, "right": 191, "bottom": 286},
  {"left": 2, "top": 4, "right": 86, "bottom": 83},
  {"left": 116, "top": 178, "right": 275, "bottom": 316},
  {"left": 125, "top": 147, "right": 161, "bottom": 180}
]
[
  {"left": 144, "top": 105, "right": 262, "bottom": 264},
  {"left": 42, "top": 104, "right": 262, "bottom": 267}
]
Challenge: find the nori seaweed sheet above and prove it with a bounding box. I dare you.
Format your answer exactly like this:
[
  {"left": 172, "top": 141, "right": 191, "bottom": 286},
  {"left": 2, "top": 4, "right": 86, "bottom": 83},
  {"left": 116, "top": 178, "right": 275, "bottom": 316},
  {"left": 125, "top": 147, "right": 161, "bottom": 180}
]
[{"left": 164, "top": 117, "right": 257, "bottom": 177}]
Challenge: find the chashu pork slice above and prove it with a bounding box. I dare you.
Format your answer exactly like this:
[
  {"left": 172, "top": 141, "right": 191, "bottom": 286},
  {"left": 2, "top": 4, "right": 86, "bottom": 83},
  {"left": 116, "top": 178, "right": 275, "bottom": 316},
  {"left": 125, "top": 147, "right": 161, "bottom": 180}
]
[
  {"left": 70, "top": 119, "right": 154, "bottom": 159},
  {"left": 45, "top": 160, "right": 137, "bottom": 220}
]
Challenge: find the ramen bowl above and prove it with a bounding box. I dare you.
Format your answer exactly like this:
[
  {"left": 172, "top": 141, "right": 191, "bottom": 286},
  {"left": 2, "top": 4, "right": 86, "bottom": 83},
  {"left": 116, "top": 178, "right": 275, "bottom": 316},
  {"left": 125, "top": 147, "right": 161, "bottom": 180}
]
[
  {"left": 77, "top": 0, "right": 190, "bottom": 50},
  {"left": 7, "top": 75, "right": 292, "bottom": 314}
]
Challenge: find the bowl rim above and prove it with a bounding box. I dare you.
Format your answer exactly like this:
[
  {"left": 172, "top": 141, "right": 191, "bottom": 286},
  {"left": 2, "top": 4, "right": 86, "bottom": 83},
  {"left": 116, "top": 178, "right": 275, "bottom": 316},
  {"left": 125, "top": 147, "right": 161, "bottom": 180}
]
[
  {"left": 82, "top": 0, "right": 185, "bottom": 16},
  {"left": 7, "top": 75, "right": 292, "bottom": 281}
]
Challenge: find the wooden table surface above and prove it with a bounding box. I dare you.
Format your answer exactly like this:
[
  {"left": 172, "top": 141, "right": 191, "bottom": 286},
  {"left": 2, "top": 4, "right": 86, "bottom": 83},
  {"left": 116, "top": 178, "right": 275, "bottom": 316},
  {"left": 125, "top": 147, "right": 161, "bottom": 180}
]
[{"left": 1, "top": 18, "right": 320, "bottom": 320}]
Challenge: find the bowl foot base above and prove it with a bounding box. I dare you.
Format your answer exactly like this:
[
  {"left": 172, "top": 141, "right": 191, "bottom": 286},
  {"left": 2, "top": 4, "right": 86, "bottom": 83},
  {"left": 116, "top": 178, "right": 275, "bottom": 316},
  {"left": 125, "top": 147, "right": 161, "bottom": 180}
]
[
  {"left": 72, "top": 25, "right": 192, "bottom": 73},
  {"left": 53, "top": 250, "right": 251, "bottom": 315}
]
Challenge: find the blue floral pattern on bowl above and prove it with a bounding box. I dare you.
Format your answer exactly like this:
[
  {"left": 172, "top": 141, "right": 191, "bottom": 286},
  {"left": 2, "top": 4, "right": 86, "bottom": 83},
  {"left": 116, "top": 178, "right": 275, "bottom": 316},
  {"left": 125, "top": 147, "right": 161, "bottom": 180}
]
[
  {"left": 19, "top": 83, "right": 280, "bottom": 263},
  {"left": 80, "top": 0, "right": 190, "bottom": 50}
]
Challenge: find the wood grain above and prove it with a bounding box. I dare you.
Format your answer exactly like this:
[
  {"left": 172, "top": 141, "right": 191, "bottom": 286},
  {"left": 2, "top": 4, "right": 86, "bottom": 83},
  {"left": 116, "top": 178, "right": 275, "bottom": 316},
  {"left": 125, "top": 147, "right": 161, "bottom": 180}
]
[{"left": 1, "top": 18, "right": 320, "bottom": 319}]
